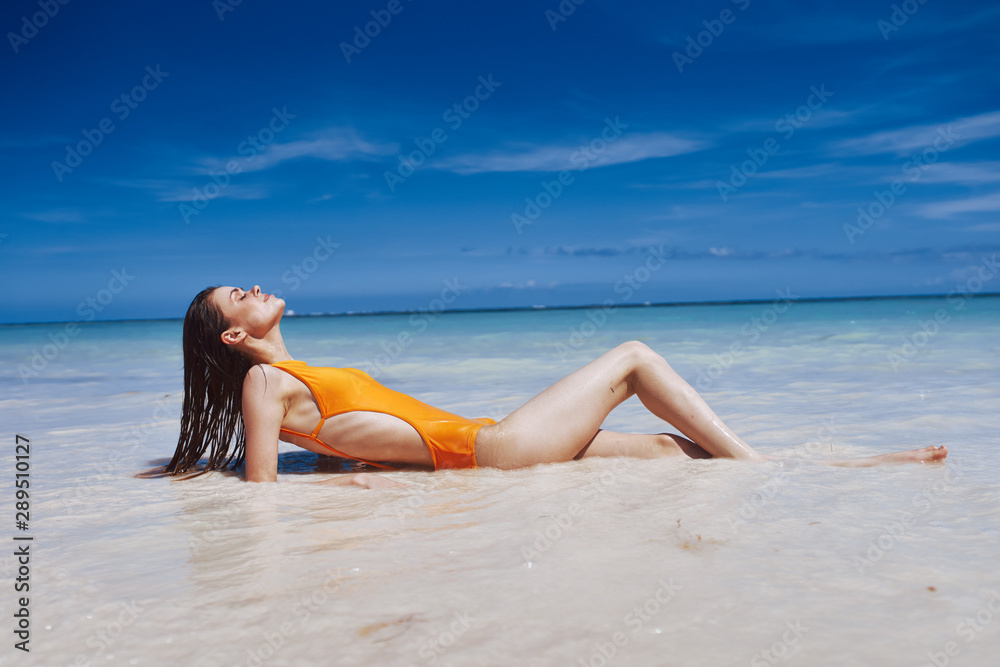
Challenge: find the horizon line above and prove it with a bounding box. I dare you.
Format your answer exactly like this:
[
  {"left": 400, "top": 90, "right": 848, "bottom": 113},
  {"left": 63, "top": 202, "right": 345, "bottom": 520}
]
[{"left": 3, "top": 290, "right": 998, "bottom": 327}]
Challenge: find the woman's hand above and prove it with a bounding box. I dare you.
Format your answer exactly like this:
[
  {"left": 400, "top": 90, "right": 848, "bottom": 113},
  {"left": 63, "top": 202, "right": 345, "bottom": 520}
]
[
  {"left": 310, "top": 473, "right": 406, "bottom": 489},
  {"left": 351, "top": 472, "right": 407, "bottom": 489}
]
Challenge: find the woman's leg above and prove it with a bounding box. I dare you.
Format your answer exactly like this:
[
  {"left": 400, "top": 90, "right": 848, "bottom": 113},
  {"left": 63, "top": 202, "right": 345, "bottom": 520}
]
[
  {"left": 780, "top": 447, "right": 948, "bottom": 467},
  {"left": 474, "top": 340, "right": 765, "bottom": 469},
  {"left": 575, "top": 430, "right": 712, "bottom": 461},
  {"left": 621, "top": 344, "right": 948, "bottom": 466},
  {"left": 570, "top": 429, "right": 948, "bottom": 467},
  {"left": 574, "top": 430, "right": 948, "bottom": 467},
  {"left": 474, "top": 341, "right": 949, "bottom": 469}
]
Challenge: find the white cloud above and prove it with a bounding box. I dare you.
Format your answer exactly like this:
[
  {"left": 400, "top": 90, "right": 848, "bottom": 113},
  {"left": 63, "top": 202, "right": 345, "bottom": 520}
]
[
  {"left": 965, "top": 222, "right": 1000, "bottom": 232},
  {"left": 723, "top": 105, "right": 876, "bottom": 135},
  {"left": 754, "top": 163, "right": 847, "bottom": 179},
  {"left": 431, "top": 132, "right": 708, "bottom": 174},
  {"left": 22, "top": 209, "right": 86, "bottom": 223},
  {"left": 197, "top": 127, "right": 398, "bottom": 174},
  {"left": 155, "top": 184, "right": 269, "bottom": 203},
  {"left": 911, "top": 161, "right": 1000, "bottom": 185},
  {"left": 496, "top": 279, "right": 538, "bottom": 289},
  {"left": 829, "top": 110, "right": 1000, "bottom": 156},
  {"left": 112, "top": 178, "right": 269, "bottom": 203},
  {"left": 919, "top": 192, "right": 1000, "bottom": 218}
]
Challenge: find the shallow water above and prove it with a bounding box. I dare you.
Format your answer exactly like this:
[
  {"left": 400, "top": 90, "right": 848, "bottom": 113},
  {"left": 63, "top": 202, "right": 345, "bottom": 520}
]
[{"left": 1, "top": 296, "right": 998, "bottom": 666}]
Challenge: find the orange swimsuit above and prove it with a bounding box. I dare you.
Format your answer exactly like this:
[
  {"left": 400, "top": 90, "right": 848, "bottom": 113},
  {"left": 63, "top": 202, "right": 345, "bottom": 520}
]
[{"left": 269, "top": 360, "right": 496, "bottom": 470}]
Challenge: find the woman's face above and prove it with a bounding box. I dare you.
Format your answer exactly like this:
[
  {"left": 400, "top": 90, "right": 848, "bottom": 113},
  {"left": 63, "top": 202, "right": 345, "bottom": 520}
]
[{"left": 210, "top": 284, "right": 284, "bottom": 341}]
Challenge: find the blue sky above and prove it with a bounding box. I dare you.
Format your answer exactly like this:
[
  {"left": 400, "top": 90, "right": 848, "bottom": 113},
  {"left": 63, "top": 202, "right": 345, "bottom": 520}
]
[{"left": 2, "top": 0, "right": 999, "bottom": 323}]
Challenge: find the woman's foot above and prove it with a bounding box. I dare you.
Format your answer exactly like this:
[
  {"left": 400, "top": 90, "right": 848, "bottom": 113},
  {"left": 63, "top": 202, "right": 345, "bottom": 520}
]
[
  {"left": 863, "top": 444, "right": 948, "bottom": 465},
  {"left": 806, "top": 444, "right": 949, "bottom": 468}
]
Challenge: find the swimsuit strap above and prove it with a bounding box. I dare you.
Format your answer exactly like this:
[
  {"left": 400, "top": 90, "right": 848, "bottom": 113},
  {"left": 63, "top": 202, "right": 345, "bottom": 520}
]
[
  {"left": 268, "top": 359, "right": 491, "bottom": 471},
  {"left": 270, "top": 361, "right": 402, "bottom": 470}
]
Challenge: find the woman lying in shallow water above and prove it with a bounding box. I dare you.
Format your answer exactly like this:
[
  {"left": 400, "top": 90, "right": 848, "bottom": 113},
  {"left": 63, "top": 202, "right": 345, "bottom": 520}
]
[{"left": 156, "top": 285, "right": 948, "bottom": 488}]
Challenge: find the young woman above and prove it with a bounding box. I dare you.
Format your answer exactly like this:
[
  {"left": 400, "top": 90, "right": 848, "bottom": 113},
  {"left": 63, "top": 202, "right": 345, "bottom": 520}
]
[{"left": 160, "top": 285, "right": 948, "bottom": 487}]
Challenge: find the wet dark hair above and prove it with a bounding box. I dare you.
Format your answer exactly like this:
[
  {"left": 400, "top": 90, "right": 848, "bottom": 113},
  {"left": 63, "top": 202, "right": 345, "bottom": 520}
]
[{"left": 162, "top": 286, "right": 253, "bottom": 477}]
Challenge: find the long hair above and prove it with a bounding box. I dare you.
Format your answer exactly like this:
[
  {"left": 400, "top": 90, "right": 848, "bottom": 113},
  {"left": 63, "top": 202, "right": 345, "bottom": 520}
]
[{"left": 163, "top": 286, "right": 253, "bottom": 477}]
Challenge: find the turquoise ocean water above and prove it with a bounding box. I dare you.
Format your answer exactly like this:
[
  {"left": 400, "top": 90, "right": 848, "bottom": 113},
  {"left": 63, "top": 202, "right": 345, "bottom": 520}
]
[{"left": 0, "top": 296, "right": 998, "bottom": 666}]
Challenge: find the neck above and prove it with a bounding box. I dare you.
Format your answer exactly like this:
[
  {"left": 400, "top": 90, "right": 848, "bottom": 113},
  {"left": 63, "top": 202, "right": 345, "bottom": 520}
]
[{"left": 242, "top": 324, "right": 294, "bottom": 365}]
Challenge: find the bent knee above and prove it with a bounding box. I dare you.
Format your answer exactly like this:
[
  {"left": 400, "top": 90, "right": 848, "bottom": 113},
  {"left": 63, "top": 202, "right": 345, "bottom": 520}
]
[
  {"left": 616, "top": 340, "right": 666, "bottom": 366},
  {"left": 616, "top": 340, "right": 651, "bottom": 357}
]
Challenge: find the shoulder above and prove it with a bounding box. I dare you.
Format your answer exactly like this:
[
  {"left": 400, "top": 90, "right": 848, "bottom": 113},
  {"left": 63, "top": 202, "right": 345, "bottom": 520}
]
[
  {"left": 242, "top": 364, "right": 288, "bottom": 403},
  {"left": 244, "top": 362, "right": 281, "bottom": 384}
]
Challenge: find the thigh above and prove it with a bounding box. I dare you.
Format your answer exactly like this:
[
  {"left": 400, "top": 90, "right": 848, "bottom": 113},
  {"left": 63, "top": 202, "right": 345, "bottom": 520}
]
[
  {"left": 575, "top": 430, "right": 712, "bottom": 461},
  {"left": 474, "top": 344, "right": 639, "bottom": 469}
]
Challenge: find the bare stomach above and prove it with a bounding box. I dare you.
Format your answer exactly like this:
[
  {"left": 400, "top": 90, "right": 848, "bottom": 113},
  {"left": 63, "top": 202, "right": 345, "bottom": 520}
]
[{"left": 278, "top": 410, "right": 436, "bottom": 467}]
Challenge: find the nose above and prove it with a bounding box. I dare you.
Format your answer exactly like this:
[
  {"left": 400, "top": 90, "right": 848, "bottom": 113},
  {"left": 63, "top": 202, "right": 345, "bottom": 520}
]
[{"left": 251, "top": 285, "right": 261, "bottom": 297}]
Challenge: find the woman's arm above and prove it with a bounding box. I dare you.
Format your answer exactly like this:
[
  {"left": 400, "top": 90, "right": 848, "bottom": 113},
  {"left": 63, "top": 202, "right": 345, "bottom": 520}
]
[
  {"left": 242, "top": 365, "right": 284, "bottom": 482},
  {"left": 241, "top": 367, "right": 406, "bottom": 487}
]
